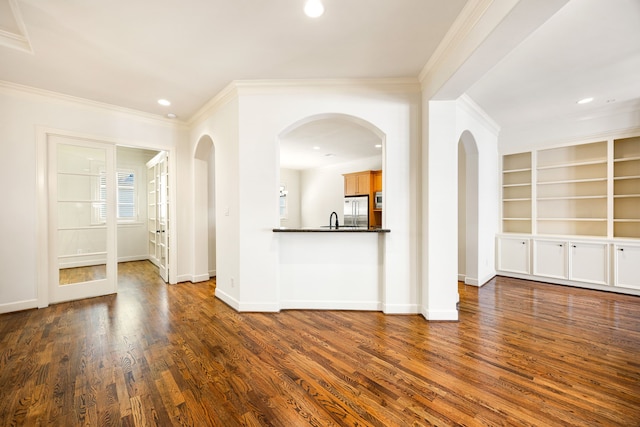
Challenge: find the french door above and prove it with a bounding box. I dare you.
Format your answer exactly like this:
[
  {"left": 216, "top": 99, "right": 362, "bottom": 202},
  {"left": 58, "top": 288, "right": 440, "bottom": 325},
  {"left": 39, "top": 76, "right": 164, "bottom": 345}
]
[
  {"left": 147, "top": 152, "right": 169, "bottom": 282},
  {"left": 48, "top": 135, "right": 117, "bottom": 303}
]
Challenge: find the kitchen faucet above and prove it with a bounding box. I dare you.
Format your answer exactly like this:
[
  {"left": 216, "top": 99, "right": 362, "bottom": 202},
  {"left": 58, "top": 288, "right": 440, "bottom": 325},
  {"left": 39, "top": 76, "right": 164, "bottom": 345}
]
[{"left": 329, "top": 211, "right": 339, "bottom": 229}]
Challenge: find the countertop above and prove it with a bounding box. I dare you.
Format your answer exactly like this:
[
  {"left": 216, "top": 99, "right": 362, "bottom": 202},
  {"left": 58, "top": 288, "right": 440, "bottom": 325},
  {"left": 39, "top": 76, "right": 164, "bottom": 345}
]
[{"left": 273, "top": 227, "right": 390, "bottom": 233}]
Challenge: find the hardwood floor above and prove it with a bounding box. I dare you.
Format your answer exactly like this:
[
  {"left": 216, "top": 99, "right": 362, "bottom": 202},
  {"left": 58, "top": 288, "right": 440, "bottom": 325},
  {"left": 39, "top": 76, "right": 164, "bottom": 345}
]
[{"left": 1, "top": 261, "right": 639, "bottom": 426}]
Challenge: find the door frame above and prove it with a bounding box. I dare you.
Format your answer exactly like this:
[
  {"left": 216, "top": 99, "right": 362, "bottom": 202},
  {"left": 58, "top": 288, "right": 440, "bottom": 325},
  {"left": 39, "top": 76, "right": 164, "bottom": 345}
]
[{"left": 36, "top": 127, "right": 178, "bottom": 308}]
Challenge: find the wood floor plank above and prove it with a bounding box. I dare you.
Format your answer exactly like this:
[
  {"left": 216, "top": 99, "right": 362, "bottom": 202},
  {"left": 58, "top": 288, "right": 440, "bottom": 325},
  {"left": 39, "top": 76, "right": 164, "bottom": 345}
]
[{"left": 1, "top": 261, "right": 640, "bottom": 426}]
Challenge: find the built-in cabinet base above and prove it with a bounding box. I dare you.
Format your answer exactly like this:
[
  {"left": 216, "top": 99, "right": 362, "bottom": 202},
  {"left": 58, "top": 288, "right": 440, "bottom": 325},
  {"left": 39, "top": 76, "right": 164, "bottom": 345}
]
[{"left": 497, "top": 235, "right": 640, "bottom": 295}]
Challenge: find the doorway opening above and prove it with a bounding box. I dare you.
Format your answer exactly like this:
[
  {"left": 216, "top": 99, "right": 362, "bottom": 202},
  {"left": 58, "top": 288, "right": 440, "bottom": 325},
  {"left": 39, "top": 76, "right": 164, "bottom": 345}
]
[
  {"left": 458, "top": 130, "right": 480, "bottom": 285},
  {"left": 193, "top": 135, "right": 216, "bottom": 282}
]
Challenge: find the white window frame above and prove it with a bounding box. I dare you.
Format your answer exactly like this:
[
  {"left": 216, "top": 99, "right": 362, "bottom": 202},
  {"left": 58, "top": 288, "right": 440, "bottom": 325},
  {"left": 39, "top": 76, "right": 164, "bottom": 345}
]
[{"left": 95, "top": 168, "right": 138, "bottom": 224}]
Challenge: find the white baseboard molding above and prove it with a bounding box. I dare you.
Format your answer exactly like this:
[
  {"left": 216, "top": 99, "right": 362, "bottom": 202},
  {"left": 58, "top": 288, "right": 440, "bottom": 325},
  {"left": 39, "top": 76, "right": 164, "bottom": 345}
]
[
  {"left": 175, "top": 274, "right": 193, "bottom": 284},
  {"left": 118, "top": 255, "right": 149, "bottom": 263},
  {"left": 191, "top": 274, "right": 210, "bottom": 283},
  {"left": 215, "top": 288, "right": 240, "bottom": 310},
  {"left": 279, "top": 300, "right": 382, "bottom": 311},
  {"left": 458, "top": 274, "right": 465, "bottom": 282},
  {"left": 0, "top": 299, "right": 38, "bottom": 314},
  {"left": 496, "top": 272, "right": 640, "bottom": 296},
  {"left": 208, "top": 269, "right": 216, "bottom": 277},
  {"left": 420, "top": 307, "right": 459, "bottom": 321},
  {"left": 382, "top": 303, "right": 420, "bottom": 314}
]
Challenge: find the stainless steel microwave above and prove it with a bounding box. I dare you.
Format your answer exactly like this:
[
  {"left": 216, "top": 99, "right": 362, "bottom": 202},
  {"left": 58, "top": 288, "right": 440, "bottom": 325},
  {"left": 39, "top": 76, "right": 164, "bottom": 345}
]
[{"left": 375, "top": 192, "right": 382, "bottom": 209}]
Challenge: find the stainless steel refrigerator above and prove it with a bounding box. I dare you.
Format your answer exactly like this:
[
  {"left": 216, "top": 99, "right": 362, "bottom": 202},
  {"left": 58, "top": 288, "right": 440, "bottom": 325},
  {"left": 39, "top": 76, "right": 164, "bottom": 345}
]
[{"left": 344, "top": 195, "right": 369, "bottom": 228}]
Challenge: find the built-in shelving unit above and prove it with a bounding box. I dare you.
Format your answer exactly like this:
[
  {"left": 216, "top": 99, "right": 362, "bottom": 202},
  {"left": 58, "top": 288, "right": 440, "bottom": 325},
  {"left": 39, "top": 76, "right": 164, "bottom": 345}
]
[
  {"left": 498, "top": 136, "right": 640, "bottom": 295},
  {"left": 502, "top": 152, "right": 531, "bottom": 234},
  {"left": 614, "top": 136, "right": 640, "bottom": 238},
  {"left": 536, "top": 141, "right": 608, "bottom": 237}
]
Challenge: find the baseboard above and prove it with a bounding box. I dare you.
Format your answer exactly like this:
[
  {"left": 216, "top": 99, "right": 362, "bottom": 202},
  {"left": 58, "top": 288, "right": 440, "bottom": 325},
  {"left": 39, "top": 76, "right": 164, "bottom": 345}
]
[
  {"left": 0, "top": 299, "right": 38, "bottom": 314},
  {"left": 209, "top": 269, "right": 216, "bottom": 277},
  {"left": 420, "top": 307, "right": 459, "bottom": 321},
  {"left": 191, "top": 274, "right": 210, "bottom": 283},
  {"left": 458, "top": 274, "right": 465, "bottom": 282},
  {"left": 237, "top": 301, "right": 281, "bottom": 312},
  {"left": 279, "top": 300, "right": 382, "bottom": 311},
  {"left": 464, "top": 276, "right": 479, "bottom": 286},
  {"left": 118, "top": 255, "right": 149, "bottom": 263},
  {"left": 176, "top": 274, "right": 193, "bottom": 283},
  {"left": 214, "top": 288, "right": 240, "bottom": 310},
  {"left": 478, "top": 272, "right": 496, "bottom": 287},
  {"left": 382, "top": 303, "right": 420, "bottom": 314}
]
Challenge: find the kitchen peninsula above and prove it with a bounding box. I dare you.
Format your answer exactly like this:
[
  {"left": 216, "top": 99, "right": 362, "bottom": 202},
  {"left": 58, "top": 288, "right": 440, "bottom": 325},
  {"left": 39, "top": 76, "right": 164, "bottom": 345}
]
[{"left": 274, "top": 226, "right": 389, "bottom": 311}]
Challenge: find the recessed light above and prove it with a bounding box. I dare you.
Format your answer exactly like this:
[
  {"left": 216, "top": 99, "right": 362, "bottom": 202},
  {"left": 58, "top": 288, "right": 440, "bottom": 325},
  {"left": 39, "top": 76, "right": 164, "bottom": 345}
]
[
  {"left": 577, "top": 97, "right": 593, "bottom": 105},
  {"left": 158, "top": 99, "right": 171, "bottom": 106},
  {"left": 304, "top": 0, "right": 324, "bottom": 18},
  {"left": 375, "top": 144, "right": 382, "bottom": 149},
  {"left": 167, "top": 113, "right": 177, "bottom": 119},
  {"left": 313, "top": 146, "right": 320, "bottom": 150}
]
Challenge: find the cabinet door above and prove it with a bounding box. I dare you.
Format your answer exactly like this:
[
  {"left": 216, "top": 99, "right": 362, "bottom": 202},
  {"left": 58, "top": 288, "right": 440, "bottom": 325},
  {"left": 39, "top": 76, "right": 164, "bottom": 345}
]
[
  {"left": 497, "top": 237, "right": 530, "bottom": 274},
  {"left": 614, "top": 244, "right": 640, "bottom": 290},
  {"left": 344, "top": 174, "right": 357, "bottom": 195},
  {"left": 356, "top": 173, "right": 370, "bottom": 195},
  {"left": 372, "top": 171, "right": 382, "bottom": 193},
  {"left": 534, "top": 240, "right": 568, "bottom": 279},
  {"left": 569, "top": 242, "right": 608, "bottom": 285}
]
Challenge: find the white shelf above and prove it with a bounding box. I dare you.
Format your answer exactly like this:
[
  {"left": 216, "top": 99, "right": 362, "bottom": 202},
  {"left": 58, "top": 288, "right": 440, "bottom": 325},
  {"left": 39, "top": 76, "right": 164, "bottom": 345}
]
[
  {"left": 614, "top": 156, "right": 640, "bottom": 162},
  {"left": 537, "top": 177, "right": 607, "bottom": 185},
  {"left": 537, "top": 195, "right": 606, "bottom": 201},
  {"left": 614, "top": 194, "right": 640, "bottom": 198},
  {"left": 614, "top": 219, "right": 640, "bottom": 223},
  {"left": 504, "top": 198, "right": 532, "bottom": 202},
  {"left": 536, "top": 159, "right": 607, "bottom": 170},
  {"left": 537, "top": 218, "right": 607, "bottom": 222},
  {"left": 503, "top": 168, "right": 532, "bottom": 173},
  {"left": 503, "top": 183, "right": 531, "bottom": 188},
  {"left": 613, "top": 175, "right": 640, "bottom": 181},
  {"left": 504, "top": 217, "right": 532, "bottom": 221}
]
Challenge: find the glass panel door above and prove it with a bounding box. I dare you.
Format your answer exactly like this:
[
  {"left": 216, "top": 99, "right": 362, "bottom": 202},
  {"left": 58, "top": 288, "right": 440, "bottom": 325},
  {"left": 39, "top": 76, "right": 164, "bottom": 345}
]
[{"left": 49, "top": 136, "right": 116, "bottom": 302}]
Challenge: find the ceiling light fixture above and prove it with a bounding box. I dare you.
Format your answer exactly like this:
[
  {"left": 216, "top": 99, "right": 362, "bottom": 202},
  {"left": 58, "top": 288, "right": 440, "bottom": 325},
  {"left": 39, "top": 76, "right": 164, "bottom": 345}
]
[
  {"left": 577, "top": 97, "right": 593, "bottom": 105},
  {"left": 167, "top": 113, "right": 177, "bottom": 119},
  {"left": 375, "top": 144, "right": 382, "bottom": 148},
  {"left": 158, "top": 99, "right": 171, "bottom": 106},
  {"left": 304, "top": 0, "right": 324, "bottom": 18},
  {"left": 313, "top": 146, "right": 320, "bottom": 150}
]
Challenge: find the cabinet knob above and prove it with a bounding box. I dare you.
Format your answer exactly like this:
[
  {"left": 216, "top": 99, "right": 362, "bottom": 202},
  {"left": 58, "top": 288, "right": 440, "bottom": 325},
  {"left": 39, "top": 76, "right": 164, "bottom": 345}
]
[
  {"left": 572, "top": 245, "right": 577, "bottom": 248},
  {"left": 521, "top": 241, "right": 526, "bottom": 245},
  {"left": 558, "top": 244, "right": 563, "bottom": 247},
  {"left": 619, "top": 248, "right": 624, "bottom": 252}
]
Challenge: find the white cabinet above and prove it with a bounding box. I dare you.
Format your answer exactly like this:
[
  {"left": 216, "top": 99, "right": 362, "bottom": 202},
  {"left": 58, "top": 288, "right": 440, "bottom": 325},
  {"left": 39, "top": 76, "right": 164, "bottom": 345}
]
[
  {"left": 569, "top": 242, "right": 608, "bottom": 285},
  {"left": 534, "top": 240, "right": 568, "bottom": 279},
  {"left": 497, "top": 237, "right": 530, "bottom": 274},
  {"left": 614, "top": 244, "right": 640, "bottom": 290}
]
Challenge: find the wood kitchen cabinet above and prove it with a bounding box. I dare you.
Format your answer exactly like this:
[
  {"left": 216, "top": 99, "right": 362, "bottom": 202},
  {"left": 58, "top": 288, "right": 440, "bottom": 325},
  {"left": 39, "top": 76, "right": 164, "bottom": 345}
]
[
  {"left": 343, "top": 170, "right": 382, "bottom": 228},
  {"left": 344, "top": 171, "right": 371, "bottom": 196}
]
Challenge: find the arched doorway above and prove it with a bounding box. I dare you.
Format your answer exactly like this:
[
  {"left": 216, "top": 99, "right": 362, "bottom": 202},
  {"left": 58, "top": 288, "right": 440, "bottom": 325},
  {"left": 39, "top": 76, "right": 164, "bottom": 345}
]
[
  {"left": 458, "top": 130, "right": 480, "bottom": 285},
  {"left": 193, "top": 135, "right": 215, "bottom": 282}
]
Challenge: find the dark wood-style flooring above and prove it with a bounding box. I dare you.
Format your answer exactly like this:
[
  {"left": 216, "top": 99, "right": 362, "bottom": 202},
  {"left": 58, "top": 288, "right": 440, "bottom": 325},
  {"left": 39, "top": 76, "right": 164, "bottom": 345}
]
[{"left": 1, "top": 261, "right": 639, "bottom": 426}]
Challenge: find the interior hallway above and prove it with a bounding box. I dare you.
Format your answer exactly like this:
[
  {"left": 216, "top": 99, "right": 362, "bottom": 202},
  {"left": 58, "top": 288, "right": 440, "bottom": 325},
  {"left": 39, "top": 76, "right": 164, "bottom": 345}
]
[{"left": 1, "top": 261, "right": 639, "bottom": 425}]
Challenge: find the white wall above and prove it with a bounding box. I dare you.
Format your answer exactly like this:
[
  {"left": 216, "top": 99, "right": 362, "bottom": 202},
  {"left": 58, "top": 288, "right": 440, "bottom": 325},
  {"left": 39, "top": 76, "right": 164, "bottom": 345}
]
[
  {"left": 300, "top": 156, "right": 382, "bottom": 228},
  {"left": 189, "top": 95, "right": 240, "bottom": 305},
  {"left": 215, "top": 81, "right": 421, "bottom": 313},
  {"left": 0, "top": 83, "right": 186, "bottom": 314},
  {"left": 208, "top": 144, "right": 217, "bottom": 277}
]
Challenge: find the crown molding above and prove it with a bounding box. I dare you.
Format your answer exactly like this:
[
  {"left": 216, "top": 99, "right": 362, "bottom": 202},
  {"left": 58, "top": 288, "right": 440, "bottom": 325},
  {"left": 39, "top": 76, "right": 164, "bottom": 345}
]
[
  {"left": 232, "top": 78, "right": 421, "bottom": 94},
  {"left": 188, "top": 78, "right": 421, "bottom": 125},
  {"left": 457, "top": 94, "right": 501, "bottom": 136},
  {"left": 187, "top": 81, "right": 239, "bottom": 127},
  {"left": 418, "top": 0, "right": 495, "bottom": 85},
  {"left": 0, "top": 0, "right": 33, "bottom": 54},
  {"left": 0, "top": 80, "right": 186, "bottom": 128}
]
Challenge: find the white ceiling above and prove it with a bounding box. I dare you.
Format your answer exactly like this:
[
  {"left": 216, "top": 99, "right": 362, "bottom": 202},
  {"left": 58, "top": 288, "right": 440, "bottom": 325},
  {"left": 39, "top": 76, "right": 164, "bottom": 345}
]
[
  {"left": 1, "top": 0, "right": 638, "bottom": 167},
  {"left": 0, "top": 0, "right": 466, "bottom": 119},
  {"left": 468, "top": 0, "right": 640, "bottom": 132}
]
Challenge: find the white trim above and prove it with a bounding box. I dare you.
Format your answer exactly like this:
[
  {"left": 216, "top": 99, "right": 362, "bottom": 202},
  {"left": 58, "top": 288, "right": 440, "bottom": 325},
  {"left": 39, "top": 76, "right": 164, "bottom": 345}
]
[
  {"left": 458, "top": 274, "right": 466, "bottom": 282},
  {"left": 420, "top": 308, "right": 459, "bottom": 321},
  {"left": 496, "top": 272, "right": 640, "bottom": 297},
  {"left": 238, "top": 302, "right": 280, "bottom": 312},
  {"left": 215, "top": 288, "right": 240, "bottom": 310},
  {"left": 176, "top": 274, "right": 193, "bottom": 283},
  {"left": 382, "top": 303, "right": 420, "bottom": 314},
  {"left": 191, "top": 274, "right": 210, "bottom": 283},
  {"left": 0, "top": 0, "right": 33, "bottom": 53},
  {"left": 0, "top": 80, "right": 187, "bottom": 127},
  {"left": 280, "top": 300, "right": 382, "bottom": 311},
  {"left": 419, "top": 0, "right": 495, "bottom": 83},
  {"left": 0, "top": 299, "right": 38, "bottom": 314},
  {"left": 208, "top": 269, "right": 216, "bottom": 277},
  {"left": 188, "top": 78, "right": 421, "bottom": 126},
  {"left": 458, "top": 94, "right": 500, "bottom": 135}
]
